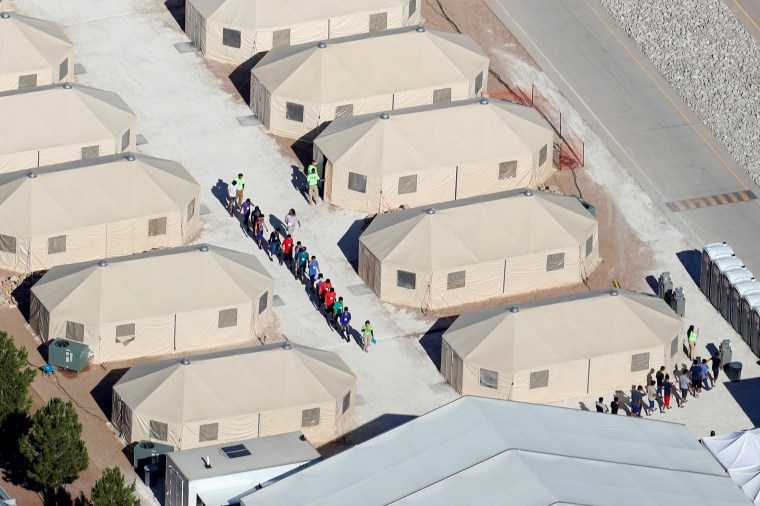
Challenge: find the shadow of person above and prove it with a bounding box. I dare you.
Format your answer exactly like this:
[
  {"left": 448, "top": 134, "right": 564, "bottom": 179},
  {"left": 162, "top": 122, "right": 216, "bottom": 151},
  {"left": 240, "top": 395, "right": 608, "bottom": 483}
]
[
  {"left": 615, "top": 389, "right": 632, "bottom": 416},
  {"left": 578, "top": 402, "right": 590, "bottom": 411},
  {"left": 291, "top": 165, "right": 308, "bottom": 202},
  {"left": 212, "top": 179, "right": 230, "bottom": 209},
  {"left": 269, "top": 213, "right": 285, "bottom": 235}
]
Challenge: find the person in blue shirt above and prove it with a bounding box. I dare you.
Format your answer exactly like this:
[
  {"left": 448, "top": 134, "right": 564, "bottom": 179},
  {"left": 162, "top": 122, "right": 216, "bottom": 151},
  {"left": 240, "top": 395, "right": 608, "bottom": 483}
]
[
  {"left": 308, "top": 256, "right": 320, "bottom": 290},
  {"left": 700, "top": 359, "right": 712, "bottom": 389},
  {"left": 339, "top": 307, "right": 352, "bottom": 342},
  {"left": 630, "top": 386, "right": 643, "bottom": 417},
  {"left": 689, "top": 360, "right": 703, "bottom": 397}
]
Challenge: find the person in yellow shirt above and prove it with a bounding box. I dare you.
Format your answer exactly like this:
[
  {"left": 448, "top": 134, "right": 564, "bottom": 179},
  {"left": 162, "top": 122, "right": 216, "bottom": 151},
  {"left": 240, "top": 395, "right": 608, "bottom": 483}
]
[{"left": 687, "top": 325, "right": 698, "bottom": 359}]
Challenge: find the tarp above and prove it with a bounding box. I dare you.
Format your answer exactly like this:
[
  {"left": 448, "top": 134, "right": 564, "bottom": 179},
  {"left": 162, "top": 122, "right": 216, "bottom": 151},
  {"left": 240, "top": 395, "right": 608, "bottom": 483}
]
[
  {"left": 358, "top": 189, "right": 599, "bottom": 309},
  {"left": 112, "top": 344, "right": 356, "bottom": 450},
  {"left": 315, "top": 99, "right": 555, "bottom": 212},
  {"left": 703, "top": 429, "right": 760, "bottom": 504},
  {"left": 29, "top": 244, "right": 274, "bottom": 362},
  {"left": 0, "top": 153, "right": 201, "bottom": 273},
  {"left": 251, "top": 26, "right": 489, "bottom": 139},
  {"left": 244, "top": 396, "right": 748, "bottom": 506},
  {"left": 0, "top": 12, "right": 74, "bottom": 91},
  {"left": 0, "top": 83, "right": 136, "bottom": 173},
  {"left": 186, "top": 0, "right": 421, "bottom": 65},
  {"left": 441, "top": 289, "right": 683, "bottom": 403}
]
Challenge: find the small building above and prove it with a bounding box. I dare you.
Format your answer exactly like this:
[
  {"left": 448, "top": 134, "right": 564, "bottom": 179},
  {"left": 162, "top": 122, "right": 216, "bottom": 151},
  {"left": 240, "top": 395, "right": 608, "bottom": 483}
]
[
  {"left": 313, "top": 98, "right": 555, "bottom": 212},
  {"left": 246, "top": 397, "right": 750, "bottom": 505},
  {"left": 185, "top": 0, "right": 421, "bottom": 65},
  {"left": 112, "top": 343, "right": 356, "bottom": 450},
  {"left": 441, "top": 289, "right": 683, "bottom": 403},
  {"left": 0, "top": 83, "right": 136, "bottom": 173},
  {"left": 0, "top": 153, "right": 201, "bottom": 273},
  {"left": 29, "top": 244, "right": 274, "bottom": 362},
  {"left": 0, "top": 12, "right": 74, "bottom": 92},
  {"left": 250, "top": 26, "right": 489, "bottom": 139},
  {"left": 165, "top": 432, "right": 320, "bottom": 506},
  {"left": 358, "top": 190, "right": 599, "bottom": 310},
  {"left": 702, "top": 428, "right": 760, "bottom": 504}
]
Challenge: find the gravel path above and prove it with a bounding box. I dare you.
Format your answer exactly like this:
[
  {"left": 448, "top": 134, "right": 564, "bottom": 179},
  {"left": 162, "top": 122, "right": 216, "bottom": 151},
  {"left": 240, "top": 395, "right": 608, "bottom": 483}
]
[{"left": 599, "top": 0, "right": 760, "bottom": 185}]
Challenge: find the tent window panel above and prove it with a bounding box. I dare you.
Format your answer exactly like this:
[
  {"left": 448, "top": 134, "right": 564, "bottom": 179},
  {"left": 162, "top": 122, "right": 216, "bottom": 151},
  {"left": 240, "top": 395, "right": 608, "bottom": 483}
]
[
  {"left": 539, "top": 144, "right": 548, "bottom": 166},
  {"left": 335, "top": 104, "right": 354, "bottom": 119},
  {"left": 369, "top": 12, "right": 388, "bottom": 31},
  {"left": 218, "top": 308, "right": 238, "bottom": 328},
  {"left": 447, "top": 271, "right": 466, "bottom": 290},
  {"left": 499, "top": 161, "right": 517, "bottom": 180},
  {"left": 66, "top": 321, "right": 84, "bottom": 342},
  {"left": 530, "top": 369, "right": 549, "bottom": 389},
  {"left": 398, "top": 175, "right": 417, "bottom": 194},
  {"left": 347, "top": 172, "right": 367, "bottom": 193},
  {"left": 409, "top": 0, "right": 417, "bottom": 16},
  {"left": 115, "top": 323, "right": 136, "bottom": 344},
  {"left": 187, "top": 198, "right": 196, "bottom": 220},
  {"left": 285, "top": 102, "right": 304, "bottom": 122},
  {"left": 258, "top": 292, "right": 268, "bottom": 314},
  {"left": 48, "top": 235, "right": 67, "bottom": 254},
  {"left": 546, "top": 252, "right": 565, "bottom": 271},
  {"left": 631, "top": 352, "right": 650, "bottom": 372},
  {"left": 301, "top": 408, "right": 320, "bottom": 427},
  {"left": 150, "top": 420, "right": 168, "bottom": 441},
  {"left": 222, "top": 28, "right": 241, "bottom": 48},
  {"left": 0, "top": 234, "right": 16, "bottom": 254},
  {"left": 671, "top": 336, "right": 678, "bottom": 358},
  {"left": 474, "top": 72, "right": 484, "bottom": 94},
  {"left": 18, "top": 74, "right": 37, "bottom": 89},
  {"left": 585, "top": 234, "right": 594, "bottom": 257},
  {"left": 148, "top": 217, "right": 167, "bottom": 236},
  {"left": 342, "top": 391, "right": 351, "bottom": 414},
  {"left": 199, "top": 423, "right": 219, "bottom": 442},
  {"left": 397, "top": 270, "right": 416, "bottom": 289},
  {"left": 433, "top": 88, "right": 451, "bottom": 104},
  {"left": 479, "top": 368, "right": 498, "bottom": 389},
  {"left": 272, "top": 29, "right": 290, "bottom": 48},
  {"left": 121, "top": 129, "right": 130, "bottom": 152},
  {"left": 81, "top": 145, "right": 99, "bottom": 159},
  {"left": 59, "top": 58, "right": 69, "bottom": 80}
]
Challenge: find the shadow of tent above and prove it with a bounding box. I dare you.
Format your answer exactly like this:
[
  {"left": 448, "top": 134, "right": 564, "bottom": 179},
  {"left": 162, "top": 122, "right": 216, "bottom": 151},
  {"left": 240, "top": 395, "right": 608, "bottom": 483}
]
[
  {"left": 317, "top": 413, "right": 417, "bottom": 459},
  {"left": 90, "top": 367, "right": 130, "bottom": 420},
  {"left": 676, "top": 249, "right": 702, "bottom": 287},
  {"left": 163, "top": 0, "right": 185, "bottom": 31},
  {"left": 229, "top": 52, "right": 269, "bottom": 105},
  {"left": 337, "top": 218, "right": 370, "bottom": 272},
  {"left": 725, "top": 376, "right": 760, "bottom": 427},
  {"left": 645, "top": 275, "right": 659, "bottom": 295},
  {"left": 419, "top": 316, "right": 458, "bottom": 371}
]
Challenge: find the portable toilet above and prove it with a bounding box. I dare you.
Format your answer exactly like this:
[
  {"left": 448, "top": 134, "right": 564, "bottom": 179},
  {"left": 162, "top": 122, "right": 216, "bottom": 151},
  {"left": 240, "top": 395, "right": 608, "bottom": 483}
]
[
  {"left": 740, "top": 292, "right": 760, "bottom": 344},
  {"left": 720, "top": 267, "right": 753, "bottom": 322},
  {"left": 701, "top": 242, "right": 733, "bottom": 298},
  {"left": 731, "top": 280, "right": 760, "bottom": 333},
  {"left": 710, "top": 256, "right": 743, "bottom": 309},
  {"left": 750, "top": 307, "right": 760, "bottom": 357}
]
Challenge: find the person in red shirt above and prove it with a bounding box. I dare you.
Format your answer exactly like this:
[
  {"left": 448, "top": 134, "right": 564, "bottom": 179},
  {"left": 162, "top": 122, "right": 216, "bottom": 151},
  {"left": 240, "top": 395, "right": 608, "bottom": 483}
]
[
  {"left": 318, "top": 278, "right": 333, "bottom": 309},
  {"left": 324, "top": 288, "right": 337, "bottom": 318},
  {"left": 282, "top": 234, "right": 294, "bottom": 269}
]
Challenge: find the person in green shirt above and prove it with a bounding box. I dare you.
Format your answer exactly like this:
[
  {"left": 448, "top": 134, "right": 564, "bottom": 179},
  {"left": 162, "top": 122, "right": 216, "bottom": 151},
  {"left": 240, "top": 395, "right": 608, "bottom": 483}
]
[
  {"left": 306, "top": 162, "right": 320, "bottom": 205},
  {"left": 687, "top": 325, "right": 698, "bottom": 360},
  {"left": 332, "top": 297, "right": 344, "bottom": 326},
  {"left": 296, "top": 246, "right": 309, "bottom": 281},
  {"left": 232, "top": 173, "right": 246, "bottom": 209},
  {"left": 361, "top": 320, "right": 374, "bottom": 353}
]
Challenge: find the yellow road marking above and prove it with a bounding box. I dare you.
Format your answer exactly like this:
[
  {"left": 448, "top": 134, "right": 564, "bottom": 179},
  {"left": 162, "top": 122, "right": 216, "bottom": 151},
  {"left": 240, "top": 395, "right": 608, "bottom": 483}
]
[
  {"left": 706, "top": 195, "right": 718, "bottom": 206},
  {"left": 675, "top": 201, "right": 687, "bottom": 211},
  {"left": 729, "top": 193, "right": 740, "bottom": 203},
  {"left": 686, "top": 199, "right": 697, "bottom": 209},
  {"left": 733, "top": 0, "right": 760, "bottom": 34},
  {"left": 717, "top": 194, "right": 729, "bottom": 204}
]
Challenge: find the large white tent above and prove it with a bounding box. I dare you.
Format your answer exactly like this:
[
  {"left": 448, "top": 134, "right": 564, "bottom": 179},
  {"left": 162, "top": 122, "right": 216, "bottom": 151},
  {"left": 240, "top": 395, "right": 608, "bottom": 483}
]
[
  {"left": 441, "top": 289, "right": 683, "bottom": 403},
  {"left": 0, "top": 153, "right": 201, "bottom": 273},
  {"left": 185, "top": 0, "right": 421, "bottom": 65},
  {"left": 314, "top": 99, "right": 555, "bottom": 212},
  {"left": 358, "top": 190, "right": 599, "bottom": 310},
  {"left": 29, "top": 244, "right": 274, "bottom": 362},
  {"left": 112, "top": 343, "right": 357, "bottom": 450},
  {"left": 0, "top": 83, "right": 136, "bottom": 173},
  {"left": 250, "top": 26, "right": 489, "bottom": 139},
  {"left": 703, "top": 429, "right": 760, "bottom": 504},
  {"left": 0, "top": 12, "right": 74, "bottom": 91},
  {"left": 244, "top": 396, "right": 749, "bottom": 505}
]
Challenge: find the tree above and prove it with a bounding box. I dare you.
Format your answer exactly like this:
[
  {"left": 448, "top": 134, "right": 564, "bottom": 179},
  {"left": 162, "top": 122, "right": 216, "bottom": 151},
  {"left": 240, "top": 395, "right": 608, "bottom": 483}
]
[
  {"left": 0, "top": 331, "right": 36, "bottom": 432},
  {"left": 90, "top": 467, "right": 139, "bottom": 506},
  {"left": 20, "top": 398, "right": 89, "bottom": 500}
]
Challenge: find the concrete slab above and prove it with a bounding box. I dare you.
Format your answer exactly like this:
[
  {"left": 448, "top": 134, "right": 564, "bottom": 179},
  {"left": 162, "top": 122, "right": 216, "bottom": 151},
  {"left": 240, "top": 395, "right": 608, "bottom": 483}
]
[
  {"left": 272, "top": 294, "right": 285, "bottom": 307},
  {"left": 135, "top": 133, "right": 148, "bottom": 145},
  {"left": 236, "top": 114, "right": 261, "bottom": 127},
  {"left": 173, "top": 42, "right": 198, "bottom": 53},
  {"left": 74, "top": 63, "right": 87, "bottom": 75},
  {"left": 346, "top": 284, "right": 374, "bottom": 296}
]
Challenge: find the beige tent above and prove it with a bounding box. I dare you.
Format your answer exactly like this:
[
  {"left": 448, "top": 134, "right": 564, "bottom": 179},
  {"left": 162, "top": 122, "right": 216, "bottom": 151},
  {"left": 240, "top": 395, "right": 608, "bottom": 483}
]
[
  {"left": 441, "top": 289, "right": 684, "bottom": 404},
  {"left": 0, "top": 83, "right": 136, "bottom": 173},
  {"left": 29, "top": 244, "right": 275, "bottom": 363},
  {"left": 0, "top": 12, "right": 74, "bottom": 92},
  {"left": 0, "top": 153, "right": 201, "bottom": 273},
  {"left": 250, "top": 26, "right": 489, "bottom": 139},
  {"left": 112, "top": 343, "right": 357, "bottom": 450},
  {"left": 358, "top": 189, "right": 600, "bottom": 310},
  {"left": 185, "top": 0, "right": 421, "bottom": 65},
  {"left": 313, "top": 98, "right": 555, "bottom": 212}
]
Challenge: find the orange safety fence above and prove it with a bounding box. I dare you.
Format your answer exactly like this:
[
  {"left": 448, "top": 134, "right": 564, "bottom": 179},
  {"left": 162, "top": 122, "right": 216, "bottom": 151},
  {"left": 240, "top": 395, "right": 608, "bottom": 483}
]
[{"left": 485, "top": 85, "right": 584, "bottom": 170}]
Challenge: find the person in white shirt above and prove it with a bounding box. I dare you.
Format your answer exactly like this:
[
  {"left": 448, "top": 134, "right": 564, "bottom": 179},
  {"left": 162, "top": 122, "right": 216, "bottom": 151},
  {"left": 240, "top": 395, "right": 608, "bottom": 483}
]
[
  {"left": 284, "top": 208, "right": 301, "bottom": 236},
  {"left": 227, "top": 181, "right": 237, "bottom": 217}
]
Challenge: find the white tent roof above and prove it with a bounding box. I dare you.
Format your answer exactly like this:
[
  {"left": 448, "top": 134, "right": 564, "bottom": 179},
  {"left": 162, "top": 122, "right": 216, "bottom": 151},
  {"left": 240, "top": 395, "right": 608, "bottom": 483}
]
[
  {"left": 315, "top": 99, "right": 551, "bottom": 175},
  {"left": 0, "top": 83, "right": 134, "bottom": 157},
  {"left": 0, "top": 153, "right": 199, "bottom": 236},
  {"left": 252, "top": 26, "right": 488, "bottom": 103},
  {"left": 0, "top": 12, "right": 72, "bottom": 76},
  {"left": 360, "top": 190, "right": 596, "bottom": 271},
  {"left": 31, "top": 244, "right": 273, "bottom": 323},
  {"left": 191, "top": 0, "right": 408, "bottom": 28},
  {"left": 703, "top": 429, "right": 760, "bottom": 503},
  {"left": 444, "top": 289, "right": 682, "bottom": 370},
  {"left": 113, "top": 344, "right": 356, "bottom": 423},
  {"left": 246, "top": 396, "right": 748, "bottom": 505}
]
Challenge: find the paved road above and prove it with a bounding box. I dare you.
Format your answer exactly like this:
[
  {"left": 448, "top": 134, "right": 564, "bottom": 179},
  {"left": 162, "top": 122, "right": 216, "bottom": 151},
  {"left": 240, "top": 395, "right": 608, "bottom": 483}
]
[
  {"left": 727, "top": 0, "right": 760, "bottom": 41},
  {"left": 486, "top": 0, "right": 760, "bottom": 273}
]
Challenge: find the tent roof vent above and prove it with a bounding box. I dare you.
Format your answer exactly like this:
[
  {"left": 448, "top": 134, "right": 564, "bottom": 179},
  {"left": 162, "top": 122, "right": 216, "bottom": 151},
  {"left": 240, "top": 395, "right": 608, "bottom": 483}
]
[
  {"left": 380, "top": 112, "right": 390, "bottom": 119},
  {"left": 282, "top": 343, "right": 293, "bottom": 350},
  {"left": 317, "top": 41, "right": 326, "bottom": 48},
  {"left": 425, "top": 208, "right": 435, "bottom": 214},
  {"left": 523, "top": 189, "right": 534, "bottom": 197},
  {"left": 27, "top": 171, "right": 37, "bottom": 179},
  {"left": 1, "top": 12, "right": 10, "bottom": 19},
  {"left": 199, "top": 245, "right": 209, "bottom": 252},
  {"left": 62, "top": 82, "right": 72, "bottom": 89},
  {"left": 125, "top": 153, "right": 136, "bottom": 161},
  {"left": 415, "top": 25, "right": 425, "bottom": 32},
  {"left": 509, "top": 306, "right": 519, "bottom": 313},
  {"left": 479, "top": 97, "right": 489, "bottom": 105},
  {"left": 610, "top": 289, "right": 619, "bottom": 296},
  {"left": 180, "top": 358, "right": 190, "bottom": 365},
  {"left": 97, "top": 260, "right": 108, "bottom": 267}
]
